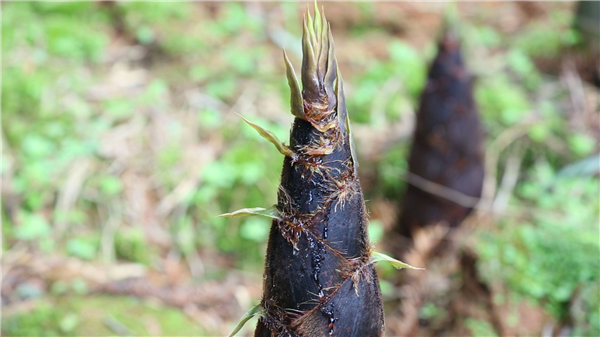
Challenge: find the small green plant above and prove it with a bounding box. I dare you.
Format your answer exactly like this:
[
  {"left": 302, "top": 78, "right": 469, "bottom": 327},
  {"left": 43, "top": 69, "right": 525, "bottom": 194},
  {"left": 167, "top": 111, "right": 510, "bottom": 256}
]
[
  {"left": 477, "top": 162, "right": 599, "bottom": 335},
  {"left": 114, "top": 226, "right": 150, "bottom": 264},
  {"left": 464, "top": 318, "right": 498, "bottom": 337}
]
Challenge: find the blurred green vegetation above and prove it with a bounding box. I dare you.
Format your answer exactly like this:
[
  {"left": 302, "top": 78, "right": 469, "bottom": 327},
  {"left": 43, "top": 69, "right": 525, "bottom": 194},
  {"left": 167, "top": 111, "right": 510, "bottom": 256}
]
[
  {"left": 3, "top": 296, "right": 206, "bottom": 336},
  {"left": 478, "top": 164, "right": 599, "bottom": 335},
  {"left": 1, "top": 2, "right": 598, "bottom": 336}
]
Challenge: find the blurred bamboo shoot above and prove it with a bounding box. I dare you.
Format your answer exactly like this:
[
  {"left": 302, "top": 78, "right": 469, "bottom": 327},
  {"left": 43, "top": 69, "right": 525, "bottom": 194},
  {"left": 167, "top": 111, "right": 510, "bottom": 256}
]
[{"left": 394, "top": 28, "right": 485, "bottom": 243}]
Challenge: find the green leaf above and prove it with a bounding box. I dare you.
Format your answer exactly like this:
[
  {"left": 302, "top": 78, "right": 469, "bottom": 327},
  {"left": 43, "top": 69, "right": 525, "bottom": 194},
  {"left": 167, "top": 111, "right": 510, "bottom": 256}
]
[
  {"left": 229, "top": 303, "right": 264, "bottom": 337},
  {"left": 175, "top": 216, "right": 196, "bottom": 255},
  {"left": 105, "top": 99, "right": 134, "bottom": 120},
  {"left": 22, "top": 134, "right": 55, "bottom": 158},
  {"left": 283, "top": 49, "right": 304, "bottom": 119},
  {"left": 226, "top": 47, "right": 254, "bottom": 75},
  {"left": 528, "top": 124, "right": 550, "bottom": 142},
  {"left": 202, "top": 161, "right": 236, "bottom": 188},
  {"left": 100, "top": 175, "right": 123, "bottom": 196},
  {"left": 198, "top": 108, "right": 222, "bottom": 129},
  {"left": 569, "top": 134, "right": 595, "bottom": 156},
  {"left": 190, "top": 65, "right": 210, "bottom": 82},
  {"left": 378, "top": 279, "right": 395, "bottom": 297},
  {"left": 15, "top": 213, "right": 51, "bottom": 240},
  {"left": 507, "top": 49, "right": 535, "bottom": 76},
  {"left": 501, "top": 107, "right": 526, "bottom": 125},
  {"left": 51, "top": 281, "right": 69, "bottom": 295},
  {"left": 239, "top": 218, "right": 270, "bottom": 243},
  {"left": 136, "top": 26, "right": 155, "bottom": 45},
  {"left": 239, "top": 161, "right": 265, "bottom": 185},
  {"left": 465, "top": 318, "right": 498, "bottom": 337},
  {"left": 71, "top": 278, "right": 89, "bottom": 295},
  {"left": 345, "top": 109, "right": 359, "bottom": 175},
  {"left": 205, "top": 75, "right": 236, "bottom": 99},
  {"left": 371, "top": 251, "right": 424, "bottom": 270},
  {"left": 218, "top": 206, "right": 280, "bottom": 220},
  {"left": 368, "top": 220, "right": 384, "bottom": 243},
  {"left": 66, "top": 238, "right": 96, "bottom": 260},
  {"left": 59, "top": 313, "right": 79, "bottom": 333},
  {"left": 238, "top": 115, "right": 295, "bottom": 157},
  {"left": 387, "top": 41, "right": 426, "bottom": 96}
]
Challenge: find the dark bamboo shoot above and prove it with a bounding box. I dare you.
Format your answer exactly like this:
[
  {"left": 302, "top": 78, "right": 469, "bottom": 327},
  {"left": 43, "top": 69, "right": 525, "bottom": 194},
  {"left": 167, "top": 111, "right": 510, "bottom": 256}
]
[
  {"left": 253, "top": 5, "right": 384, "bottom": 337},
  {"left": 394, "top": 29, "right": 485, "bottom": 242}
]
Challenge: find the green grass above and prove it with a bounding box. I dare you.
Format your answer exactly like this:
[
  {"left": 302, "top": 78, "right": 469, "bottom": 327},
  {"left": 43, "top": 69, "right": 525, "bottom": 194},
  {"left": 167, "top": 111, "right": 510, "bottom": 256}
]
[
  {"left": 2, "top": 295, "right": 206, "bottom": 336},
  {"left": 477, "top": 163, "right": 600, "bottom": 335}
]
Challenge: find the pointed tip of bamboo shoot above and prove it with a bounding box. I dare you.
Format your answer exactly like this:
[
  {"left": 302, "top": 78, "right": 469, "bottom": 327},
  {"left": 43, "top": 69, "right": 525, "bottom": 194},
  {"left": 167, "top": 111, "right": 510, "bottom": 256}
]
[
  {"left": 299, "top": 1, "right": 339, "bottom": 117},
  {"left": 440, "top": 2, "right": 461, "bottom": 48}
]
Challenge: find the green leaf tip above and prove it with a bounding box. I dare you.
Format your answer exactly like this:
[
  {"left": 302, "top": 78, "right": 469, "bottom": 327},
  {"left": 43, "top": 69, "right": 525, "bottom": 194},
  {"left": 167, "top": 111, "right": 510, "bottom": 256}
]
[
  {"left": 229, "top": 303, "right": 264, "bottom": 337},
  {"left": 283, "top": 49, "right": 304, "bottom": 119},
  {"left": 218, "top": 206, "right": 280, "bottom": 220},
  {"left": 313, "top": 1, "right": 322, "bottom": 45},
  {"left": 238, "top": 114, "right": 295, "bottom": 158},
  {"left": 324, "top": 24, "right": 337, "bottom": 96},
  {"left": 371, "top": 251, "right": 425, "bottom": 270},
  {"left": 345, "top": 110, "right": 359, "bottom": 176},
  {"left": 306, "top": 5, "right": 315, "bottom": 44}
]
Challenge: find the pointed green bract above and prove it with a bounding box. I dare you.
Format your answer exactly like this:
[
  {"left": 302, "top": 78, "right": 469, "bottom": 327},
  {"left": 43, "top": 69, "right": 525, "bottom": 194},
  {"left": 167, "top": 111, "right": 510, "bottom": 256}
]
[
  {"left": 335, "top": 66, "right": 358, "bottom": 176},
  {"left": 371, "top": 251, "right": 425, "bottom": 270},
  {"left": 283, "top": 50, "right": 304, "bottom": 119},
  {"left": 306, "top": 9, "right": 315, "bottom": 46},
  {"left": 302, "top": 12, "right": 318, "bottom": 96},
  {"left": 345, "top": 112, "right": 359, "bottom": 176},
  {"left": 323, "top": 25, "right": 336, "bottom": 95},
  {"left": 317, "top": 8, "right": 329, "bottom": 81},
  {"left": 217, "top": 206, "right": 280, "bottom": 220},
  {"left": 238, "top": 115, "right": 295, "bottom": 158},
  {"left": 229, "top": 303, "right": 264, "bottom": 337},
  {"left": 313, "top": 2, "right": 323, "bottom": 57}
]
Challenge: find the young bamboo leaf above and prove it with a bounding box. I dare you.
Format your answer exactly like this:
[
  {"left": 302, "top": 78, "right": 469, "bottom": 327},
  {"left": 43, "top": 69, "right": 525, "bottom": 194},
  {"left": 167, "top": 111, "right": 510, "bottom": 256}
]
[
  {"left": 238, "top": 114, "right": 295, "bottom": 158},
  {"left": 283, "top": 49, "right": 305, "bottom": 119},
  {"left": 313, "top": 2, "right": 323, "bottom": 52},
  {"left": 218, "top": 206, "right": 280, "bottom": 220},
  {"left": 346, "top": 112, "right": 359, "bottom": 176},
  {"left": 324, "top": 25, "right": 337, "bottom": 98},
  {"left": 306, "top": 8, "right": 315, "bottom": 48},
  {"left": 302, "top": 13, "right": 318, "bottom": 97},
  {"left": 229, "top": 303, "right": 264, "bottom": 337},
  {"left": 337, "top": 69, "right": 359, "bottom": 176},
  {"left": 371, "top": 251, "right": 425, "bottom": 270},
  {"left": 317, "top": 7, "right": 328, "bottom": 79}
]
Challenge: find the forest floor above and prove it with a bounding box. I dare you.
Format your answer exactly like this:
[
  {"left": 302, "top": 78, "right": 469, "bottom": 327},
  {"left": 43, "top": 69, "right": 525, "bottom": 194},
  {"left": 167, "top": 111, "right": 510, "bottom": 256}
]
[{"left": 2, "top": 2, "right": 598, "bottom": 336}]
